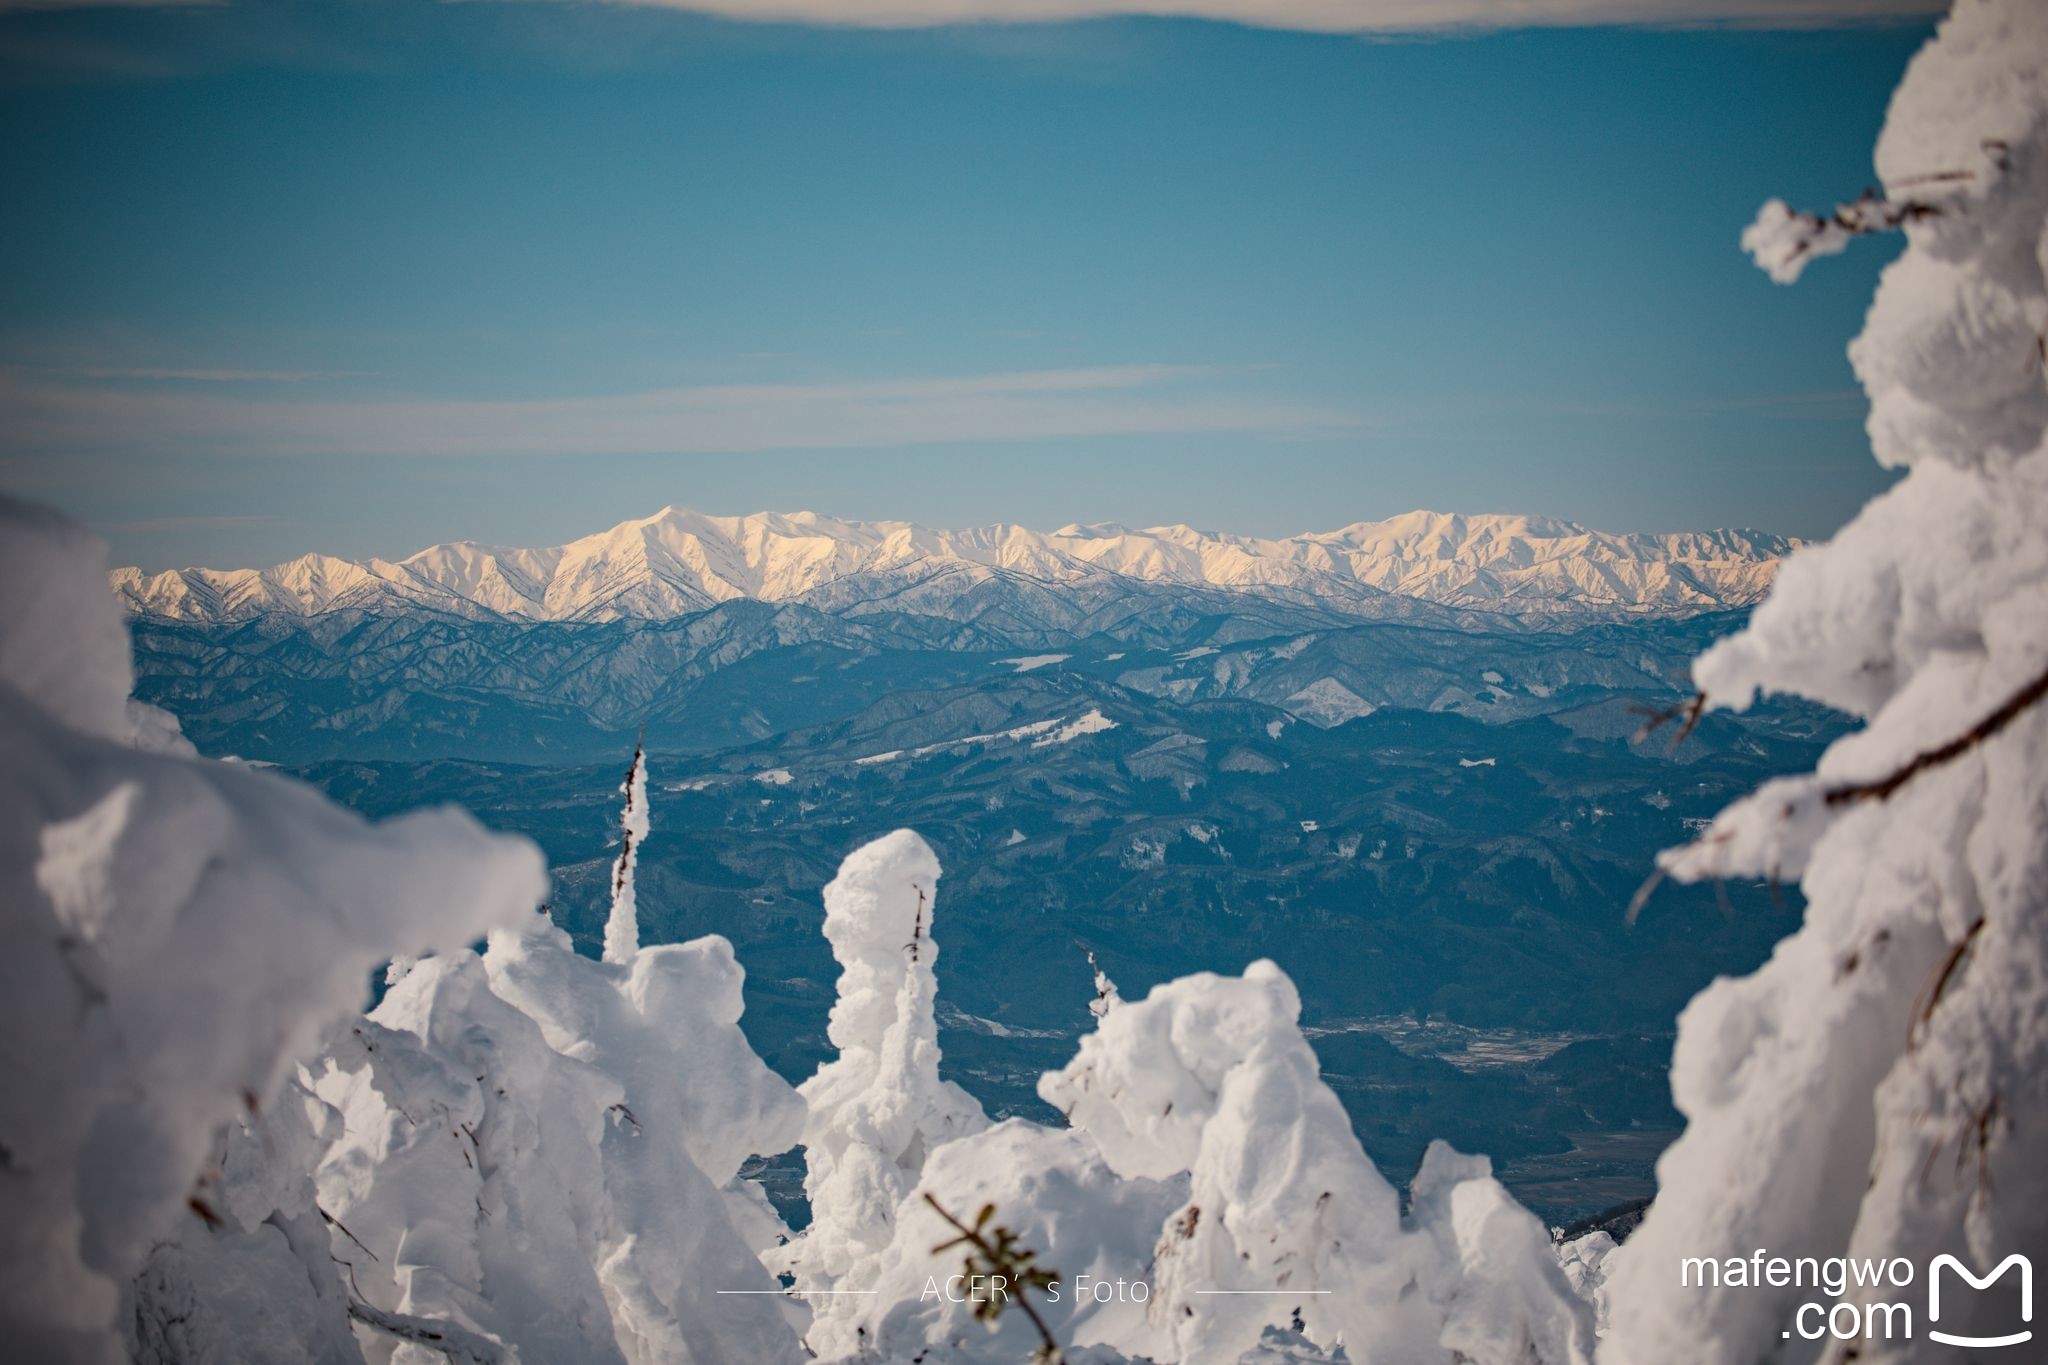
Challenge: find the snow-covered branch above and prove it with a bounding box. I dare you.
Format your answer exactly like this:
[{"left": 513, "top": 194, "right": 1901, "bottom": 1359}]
[{"left": 346, "top": 1298, "right": 507, "bottom": 1364}]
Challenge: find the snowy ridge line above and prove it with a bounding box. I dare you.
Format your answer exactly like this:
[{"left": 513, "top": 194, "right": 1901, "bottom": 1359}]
[{"left": 109, "top": 504, "right": 1795, "bottom": 624}]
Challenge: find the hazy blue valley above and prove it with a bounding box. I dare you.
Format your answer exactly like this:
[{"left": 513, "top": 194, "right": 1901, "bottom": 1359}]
[{"left": 128, "top": 567, "right": 1844, "bottom": 1226}]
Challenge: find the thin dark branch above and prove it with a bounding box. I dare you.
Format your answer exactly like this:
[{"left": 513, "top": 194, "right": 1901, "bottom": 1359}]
[
  {"left": 1823, "top": 664, "right": 2048, "bottom": 808},
  {"left": 319, "top": 1204, "right": 379, "bottom": 1263},
  {"left": 1910, "top": 918, "right": 1985, "bottom": 1051},
  {"left": 1631, "top": 692, "right": 1706, "bottom": 749}
]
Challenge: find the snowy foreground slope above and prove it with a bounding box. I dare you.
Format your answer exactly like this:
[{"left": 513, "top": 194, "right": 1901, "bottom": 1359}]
[{"left": 110, "top": 507, "right": 1789, "bottom": 625}]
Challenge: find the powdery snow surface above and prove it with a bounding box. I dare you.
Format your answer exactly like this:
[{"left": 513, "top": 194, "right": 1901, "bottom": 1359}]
[{"left": 1606, "top": 4, "right": 2048, "bottom": 1361}]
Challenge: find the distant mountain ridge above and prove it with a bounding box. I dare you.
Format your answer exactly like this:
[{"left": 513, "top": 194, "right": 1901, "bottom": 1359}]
[{"left": 111, "top": 507, "right": 1795, "bottom": 625}]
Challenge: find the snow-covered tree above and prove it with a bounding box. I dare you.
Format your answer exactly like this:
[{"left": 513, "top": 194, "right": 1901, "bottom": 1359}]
[{"left": 1602, "top": 2, "right": 2048, "bottom": 1360}]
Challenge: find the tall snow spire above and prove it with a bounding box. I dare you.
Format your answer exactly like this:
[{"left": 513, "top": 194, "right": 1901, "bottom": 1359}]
[{"left": 602, "top": 739, "right": 648, "bottom": 964}]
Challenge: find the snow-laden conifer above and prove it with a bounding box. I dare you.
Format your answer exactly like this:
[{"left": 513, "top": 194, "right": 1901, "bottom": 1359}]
[{"left": 1604, "top": 3, "right": 2048, "bottom": 1359}]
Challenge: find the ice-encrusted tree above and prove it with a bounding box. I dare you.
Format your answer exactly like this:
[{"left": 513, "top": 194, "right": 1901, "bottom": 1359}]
[
  {"left": 783, "top": 830, "right": 990, "bottom": 1353},
  {"left": 603, "top": 741, "right": 648, "bottom": 965},
  {"left": 1602, "top": 2, "right": 2048, "bottom": 1360},
  {"left": 1039, "top": 961, "right": 1591, "bottom": 1365}
]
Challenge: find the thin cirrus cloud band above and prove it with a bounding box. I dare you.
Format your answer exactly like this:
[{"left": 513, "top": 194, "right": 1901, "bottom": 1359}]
[{"left": 0, "top": 365, "right": 1360, "bottom": 459}]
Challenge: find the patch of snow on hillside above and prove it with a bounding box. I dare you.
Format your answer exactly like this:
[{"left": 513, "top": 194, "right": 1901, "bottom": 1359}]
[
  {"left": 1460, "top": 757, "right": 1498, "bottom": 768},
  {"left": 1032, "top": 708, "right": 1118, "bottom": 747},
  {"left": 998, "top": 653, "right": 1069, "bottom": 672},
  {"left": 752, "top": 767, "right": 793, "bottom": 786}
]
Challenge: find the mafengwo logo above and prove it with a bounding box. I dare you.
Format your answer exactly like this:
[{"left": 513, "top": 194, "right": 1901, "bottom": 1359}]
[{"left": 1927, "top": 1254, "right": 2032, "bottom": 1350}]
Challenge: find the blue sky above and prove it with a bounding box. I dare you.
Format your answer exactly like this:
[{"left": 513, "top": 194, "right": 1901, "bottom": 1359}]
[{"left": 0, "top": 0, "right": 1934, "bottom": 569}]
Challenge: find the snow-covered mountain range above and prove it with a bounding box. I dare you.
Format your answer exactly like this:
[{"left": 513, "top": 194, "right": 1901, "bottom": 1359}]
[{"left": 110, "top": 507, "right": 1794, "bottom": 624}]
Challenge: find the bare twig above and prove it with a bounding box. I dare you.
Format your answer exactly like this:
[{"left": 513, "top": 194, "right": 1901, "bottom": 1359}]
[
  {"left": 319, "top": 1203, "right": 379, "bottom": 1262},
  {"left": 904, "top": 886, "right": 926, "bottom": 962},
  {"left": 924, "top": 1193, "right": 1063, "bottom": 1364},
  {"left": 1631, "top": 692, "right": 1706, "bottom": 749},
  {"left": 1639, "top": 663, "right": 2048, "bottom": 925}
]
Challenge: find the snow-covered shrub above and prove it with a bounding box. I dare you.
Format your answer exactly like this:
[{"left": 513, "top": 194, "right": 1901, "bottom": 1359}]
[
  {"left": 1604, "top": 2, "right": 2048, "bottom": 1360},
  {"left": 0, "top": 497, "right": 547, "bottom": 1363}
]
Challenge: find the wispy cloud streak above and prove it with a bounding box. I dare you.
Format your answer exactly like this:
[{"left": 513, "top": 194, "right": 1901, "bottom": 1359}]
[{"left": 0, "top": 364, "right": 1356, "bottom": 459}]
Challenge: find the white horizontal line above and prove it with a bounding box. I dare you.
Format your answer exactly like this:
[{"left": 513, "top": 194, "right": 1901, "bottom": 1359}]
[
  {"left": 1194, "top": 1290, "right": 1331, "bottom": 1295},
  {"left": 714, "top": 1290, "right": 878, "bottom": 1295}
]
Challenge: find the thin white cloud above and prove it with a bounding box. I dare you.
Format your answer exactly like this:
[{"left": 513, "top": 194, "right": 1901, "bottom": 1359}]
[
  {"left": 65, "top": 367, "right": 372, "bottom": 384},
  {"left": 550, "top": 0, "right": 1943, "bottom": 32},
  {"left": 0, "top": 364, "right": 1357, "bottom": 459}
]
